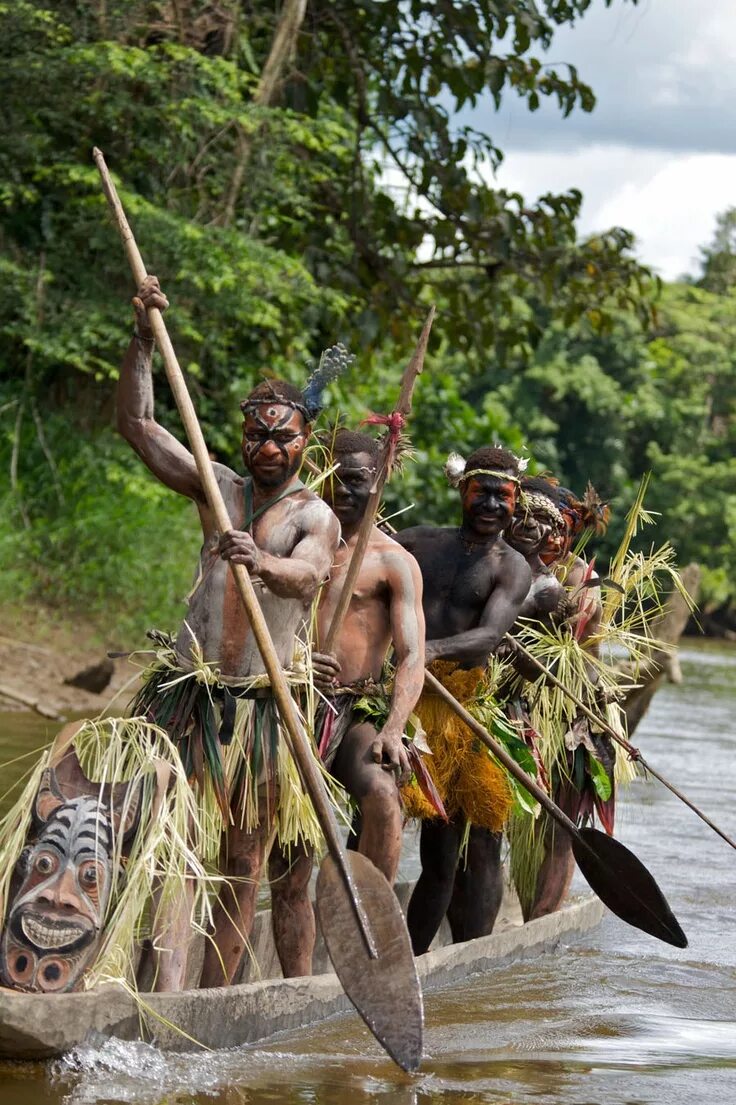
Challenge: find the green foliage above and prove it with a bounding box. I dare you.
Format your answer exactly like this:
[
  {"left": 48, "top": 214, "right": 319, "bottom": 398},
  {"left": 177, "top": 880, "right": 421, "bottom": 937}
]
[
  {"left": 697, "top": 207, "right": 736, "bottom": 294},
  {"left": 0, "top": 396, "right": 200, "bottom": 642},
  {"left": 9, "top": 0, "right": 735, "bottom": 636}
]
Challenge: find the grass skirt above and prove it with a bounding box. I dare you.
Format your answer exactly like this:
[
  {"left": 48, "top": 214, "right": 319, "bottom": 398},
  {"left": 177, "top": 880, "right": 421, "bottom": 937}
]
[{"left": 403, "top": 661, "right": 513, "bottom": 831}]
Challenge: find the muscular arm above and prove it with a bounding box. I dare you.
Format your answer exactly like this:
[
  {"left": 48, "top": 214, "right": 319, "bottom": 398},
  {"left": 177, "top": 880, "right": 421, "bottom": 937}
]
[
  {"left": 117, "top": 335, "right": 204, "bottom": 502},
  {"left": 257, "top": 511, "right": 341, "bottom": 602},
  {"left": 381, "top": 551, "right": 426, "bottom": 741},
  {"left": 426, "top": 553, "right": 532, "bottom": 666}
]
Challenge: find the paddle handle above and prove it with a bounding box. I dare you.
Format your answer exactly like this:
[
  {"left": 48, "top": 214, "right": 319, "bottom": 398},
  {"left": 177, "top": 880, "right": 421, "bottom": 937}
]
[
  {"left": 509, "top": 634, "right": 736, "bottom": 852},
  {"left": 423, "top": 669, "right": 580, "bottom": 840},
  {"left": 94, "top": 148, "right": 378, "bottom": 957}
]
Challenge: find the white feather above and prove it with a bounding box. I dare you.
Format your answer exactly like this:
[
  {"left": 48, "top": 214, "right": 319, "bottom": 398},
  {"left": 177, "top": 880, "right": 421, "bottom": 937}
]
[{"left": 444, "top": 452, "right": 467, "bottom": 487}]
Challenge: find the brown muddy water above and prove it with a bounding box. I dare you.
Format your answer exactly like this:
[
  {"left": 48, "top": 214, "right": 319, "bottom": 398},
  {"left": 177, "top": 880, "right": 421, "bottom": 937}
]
[{"left": 0, "top": 640, "right": 734, "bottom": 1104}]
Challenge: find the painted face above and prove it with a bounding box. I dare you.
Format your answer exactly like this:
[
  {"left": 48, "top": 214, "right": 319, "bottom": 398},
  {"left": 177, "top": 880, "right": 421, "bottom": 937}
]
[
  {"left": 241, "top": 403, "right": 309, "bottom": 488},
  {"left": 0, "top": 753, "right": 141, "bottom": 993},
  {"left": 540, "top": 512, "right": 573, "bottom": 565},
  {"left": 323, "top": 450, "right": 377, "bottom": 529},
  {"left": 460, "top": 474, "right": 518, "bottom": 539},
  {"left": 508, "top": 500, "right": 564, "bottom": 559},
  {"left": 507, "top": 511, "right": 550, "bottom": 557}
]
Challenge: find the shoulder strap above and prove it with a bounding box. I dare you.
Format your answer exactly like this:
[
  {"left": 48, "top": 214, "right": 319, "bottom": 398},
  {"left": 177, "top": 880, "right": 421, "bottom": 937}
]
[{"left": 242, "top": 478, "right": 306, "bottom": 534}]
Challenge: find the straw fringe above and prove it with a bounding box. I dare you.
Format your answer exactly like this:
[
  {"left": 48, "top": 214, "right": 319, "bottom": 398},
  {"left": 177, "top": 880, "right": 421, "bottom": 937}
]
[{"left": 405, "top": 662, "right": 513, "bottom": 832}]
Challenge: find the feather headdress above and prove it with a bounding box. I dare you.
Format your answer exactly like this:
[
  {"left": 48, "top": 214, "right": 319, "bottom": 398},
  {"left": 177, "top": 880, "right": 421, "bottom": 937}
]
[
  {"left": 581, "top": 481, "right": 611, "bottom": 535},
  {"left": 302, "top": 343, "right": 354, "bottom": 421}
]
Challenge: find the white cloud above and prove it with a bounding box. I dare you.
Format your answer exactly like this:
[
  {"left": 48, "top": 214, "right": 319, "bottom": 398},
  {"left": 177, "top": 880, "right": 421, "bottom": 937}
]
[
  {"left": 464, "top": 0, "right": 736, "bottom": 278},
  {"left": 491, "top": 146, "right": 736, "bottom": 280},
  {"left": 480, "top": 0, "right": 736, "bottom": 155}
]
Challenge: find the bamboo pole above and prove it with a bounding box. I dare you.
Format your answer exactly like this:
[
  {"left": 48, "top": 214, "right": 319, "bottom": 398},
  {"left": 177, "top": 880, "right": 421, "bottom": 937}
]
[{"left": 93, "top": 148, "right": 378, "bottom": 956}]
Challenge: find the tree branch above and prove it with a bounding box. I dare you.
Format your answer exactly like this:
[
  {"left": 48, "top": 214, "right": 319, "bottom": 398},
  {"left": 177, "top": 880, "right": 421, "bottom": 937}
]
[{"left": 219, "top": 0, "right": 307, "bottom": 227}]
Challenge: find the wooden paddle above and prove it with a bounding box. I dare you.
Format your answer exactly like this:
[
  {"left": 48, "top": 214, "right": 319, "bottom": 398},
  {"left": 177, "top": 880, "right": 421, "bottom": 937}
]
[
  {"left": 94, "top": 149, "right": 423, "bottom": 1072},
  {"left": 509, "top": 634, "right": 736, "bottom": 854},
  {"left": 423, "top": 668, "right": 688, "bottom": 948}
]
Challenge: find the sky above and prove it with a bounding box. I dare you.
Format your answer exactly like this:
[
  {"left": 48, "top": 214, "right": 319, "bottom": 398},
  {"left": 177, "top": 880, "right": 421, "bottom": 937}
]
[{"left": 468, "top": 0, "right": 736, "bottom": 280}]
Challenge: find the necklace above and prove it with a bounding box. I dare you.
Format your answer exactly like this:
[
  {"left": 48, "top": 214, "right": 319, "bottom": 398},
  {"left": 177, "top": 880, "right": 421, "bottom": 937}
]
[{"left": 458, "top": 527, "right": 490, "bottom": 554}]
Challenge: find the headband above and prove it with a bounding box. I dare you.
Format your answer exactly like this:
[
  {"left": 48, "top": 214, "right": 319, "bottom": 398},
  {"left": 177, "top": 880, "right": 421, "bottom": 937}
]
[
  {"left": 444, "top": 451, "right": 527, "bottom": 488},
  {"left": 517, "top": 491, "right": 564, "bottom": 528}
]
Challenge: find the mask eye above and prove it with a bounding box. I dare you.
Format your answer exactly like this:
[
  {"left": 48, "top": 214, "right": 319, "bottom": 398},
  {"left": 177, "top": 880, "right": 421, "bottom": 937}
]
[
  {"left": 35, "top": 853, "right": 56, "bottom": 876},
  {"left": 79, "top": 863, "right": 98, "bottom": 889}
]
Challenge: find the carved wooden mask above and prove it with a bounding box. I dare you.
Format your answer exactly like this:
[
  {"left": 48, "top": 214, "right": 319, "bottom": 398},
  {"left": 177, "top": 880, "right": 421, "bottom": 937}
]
[{"left": 0, "top": 748, "right": 141, "bottom": 993}]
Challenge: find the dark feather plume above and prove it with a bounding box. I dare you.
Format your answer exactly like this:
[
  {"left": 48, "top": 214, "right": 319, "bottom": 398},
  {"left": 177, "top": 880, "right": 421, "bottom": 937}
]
[{"left": 303, "top": 343, "right": 354, "bottom": 420}]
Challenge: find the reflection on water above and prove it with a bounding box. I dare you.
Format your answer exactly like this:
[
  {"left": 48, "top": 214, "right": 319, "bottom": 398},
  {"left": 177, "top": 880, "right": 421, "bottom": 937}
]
[{"left": 0, "top": 640, "right": 735, "bottom": 1104}]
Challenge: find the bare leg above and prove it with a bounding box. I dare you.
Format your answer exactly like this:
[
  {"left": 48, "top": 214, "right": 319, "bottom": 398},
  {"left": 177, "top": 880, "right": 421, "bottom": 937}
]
[
  {"left": 406, "top": 818, "right": 463, "bottom": 954},
  {"left": 332, "top": 721, "right": 403, "bottom": 884},
  {"left": 199, "top": 824, "right": 267, "bottom": 987},
  {"left": 268, "top": 841, "right": 315, "bottom": 977},
  {"left": 150, "top": 878, "right": 195, "bottom": 991},
  {"left": 447, "top": 827, "right": 504, "bottom": 943}
]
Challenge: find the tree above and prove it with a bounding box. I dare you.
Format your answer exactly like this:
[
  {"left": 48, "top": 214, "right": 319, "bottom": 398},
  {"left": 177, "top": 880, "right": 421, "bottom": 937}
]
[
  {"left": 698, "top": 207, "right": 736, "bottom": 294},
  {"left": 1, "top": 0, "right": 663, "bottom": 638}
]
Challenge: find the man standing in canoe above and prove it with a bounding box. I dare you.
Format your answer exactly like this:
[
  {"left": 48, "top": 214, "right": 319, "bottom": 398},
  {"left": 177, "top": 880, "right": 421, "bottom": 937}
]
[
  {"left": 268, "top": 426, "right": 429, "bottom": 976},
  {"left": 396, "top": 446, "right": 531, "bottom": 953},
  {"left": 117, "top": 276, "right": 340, "bottom": 989}
]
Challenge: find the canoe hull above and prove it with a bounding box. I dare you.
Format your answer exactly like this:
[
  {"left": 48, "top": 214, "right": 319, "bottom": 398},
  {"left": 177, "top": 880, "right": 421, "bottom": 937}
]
[{"left": 0, "top": 894, "right": 604, "bottom": 1060}]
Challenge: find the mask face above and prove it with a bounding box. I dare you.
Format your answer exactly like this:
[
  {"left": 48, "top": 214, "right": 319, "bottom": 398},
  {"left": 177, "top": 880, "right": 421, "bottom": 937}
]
[
  {"left": 1, "top": 796, "right": 114, "bottom": 992},
  {"left": 0, "top": 752, "right": 140, "bottom": 993}
]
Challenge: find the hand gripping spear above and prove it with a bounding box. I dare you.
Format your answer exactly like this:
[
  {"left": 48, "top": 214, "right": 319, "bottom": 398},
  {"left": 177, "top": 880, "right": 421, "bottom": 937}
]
[{"left": 94, "top": 149, "right": 422, "bottom": 1072}]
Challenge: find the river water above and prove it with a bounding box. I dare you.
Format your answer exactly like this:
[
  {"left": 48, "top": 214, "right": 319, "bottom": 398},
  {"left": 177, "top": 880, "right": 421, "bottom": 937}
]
[{"left": 0, "top": 640, "right": 734, "bottom": 1104}]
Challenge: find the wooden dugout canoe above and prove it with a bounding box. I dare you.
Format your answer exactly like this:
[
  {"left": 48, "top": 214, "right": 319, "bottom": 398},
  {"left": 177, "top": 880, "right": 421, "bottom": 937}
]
[{"left": 0, "top": 884, "right": 603, "bottom": 1060}]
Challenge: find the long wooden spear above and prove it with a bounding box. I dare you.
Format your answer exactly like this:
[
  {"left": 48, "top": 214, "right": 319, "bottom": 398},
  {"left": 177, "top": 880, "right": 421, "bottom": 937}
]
[
  {"left": 322, "top": 307, "right": 435, "bottom": 652},
  {"left": 508, "top": 634, "right": 736, "bottom": 852},
  {"left": 94, "top": 149, "right": 423, "bottom": 1072}
]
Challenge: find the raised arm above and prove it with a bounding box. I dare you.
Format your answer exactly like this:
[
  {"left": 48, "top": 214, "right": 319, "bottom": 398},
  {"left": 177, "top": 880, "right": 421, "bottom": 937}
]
[
  {"left": 116, "top": 276, "right": 204, "bottom": 502},
  {"left": 426, "top": 551, "right": 531, "bottom": 667}
]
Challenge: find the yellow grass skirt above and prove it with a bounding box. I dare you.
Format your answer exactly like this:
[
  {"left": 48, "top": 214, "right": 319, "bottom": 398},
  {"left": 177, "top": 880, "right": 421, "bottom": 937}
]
[{"left": 401, "top": 661, "right": 512, "bottom": 831}]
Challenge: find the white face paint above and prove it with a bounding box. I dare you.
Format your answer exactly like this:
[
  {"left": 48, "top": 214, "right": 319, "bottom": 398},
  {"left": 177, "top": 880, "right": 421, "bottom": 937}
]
[
  {"left": 1, "top": 796, "right": 115, "bottom": 992},
  {"left": 241, "top": 403, "right": 308, "bottom": 488}
]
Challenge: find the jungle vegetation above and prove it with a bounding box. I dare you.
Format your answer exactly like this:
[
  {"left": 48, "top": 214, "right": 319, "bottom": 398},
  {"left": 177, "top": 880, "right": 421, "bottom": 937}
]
[{"left": 1, "top": 1, "right": 734, "bottom": 642}]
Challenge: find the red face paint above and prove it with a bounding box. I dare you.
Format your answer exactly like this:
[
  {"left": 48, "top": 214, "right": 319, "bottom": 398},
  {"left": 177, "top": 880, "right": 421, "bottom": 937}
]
[
  {"left": 461, "top": 476, "right": 518, "bottom": 538},
  {"left": 242, "top": 404, "right": 308, "bottom": 488}
]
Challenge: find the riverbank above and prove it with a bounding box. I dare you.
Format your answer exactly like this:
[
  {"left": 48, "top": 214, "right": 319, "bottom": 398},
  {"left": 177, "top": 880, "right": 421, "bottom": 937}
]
[
  {"left": 0, "top": 602, "right": 137, "bottom": 720},
  {"left": 0, "top": 593, "right": 715, "bottom": 724}
]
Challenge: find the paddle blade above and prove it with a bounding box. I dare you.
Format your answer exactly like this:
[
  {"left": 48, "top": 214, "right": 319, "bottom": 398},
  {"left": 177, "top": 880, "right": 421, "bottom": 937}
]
[
  {"left": 572, "top": 826, "right": 688, "bottom": 948},
  {"left": 316, "top": 851, "right": 423, "bottom": 1071}
]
